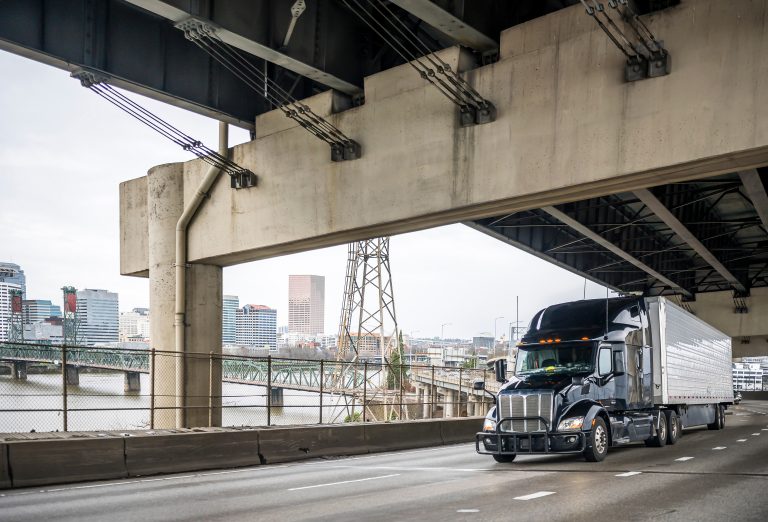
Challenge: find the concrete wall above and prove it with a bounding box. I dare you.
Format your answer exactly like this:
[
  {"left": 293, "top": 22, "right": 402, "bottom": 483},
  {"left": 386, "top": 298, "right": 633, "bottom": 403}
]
[
  {"left": 121, "top": 0, "right": 768, "bottom": 272},
  {"left": 684, "top": 287, "right": 768, "bottom": 357},
  {"left": 0, "top": 419, "right": 482, "bottom": 489}
]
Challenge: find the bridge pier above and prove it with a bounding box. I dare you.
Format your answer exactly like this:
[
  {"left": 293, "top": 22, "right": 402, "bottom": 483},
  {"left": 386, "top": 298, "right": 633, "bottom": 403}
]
[
  {"left": 444, "top": 390, "right": 456, "bottom": 418},
  {"left": 65, "top": 365, "right": 79, "bottom": 386},
  {"left": 124, "top": 371, "right": 141, "bottom": 392},
  {"left": 146, "top": 163, "right": 223, "bottom": 429},
  {"left": 12, "top": 361, "right": 27, "bottom": 380},
  {"left": 270, "top": 387, "right": 284, "bottom": 408}
]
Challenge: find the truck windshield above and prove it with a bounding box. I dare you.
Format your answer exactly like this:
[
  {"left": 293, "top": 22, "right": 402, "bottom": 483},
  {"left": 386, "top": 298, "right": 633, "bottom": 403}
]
[{"left": 515, "top": 342, "right": 595, "bottom": 376}]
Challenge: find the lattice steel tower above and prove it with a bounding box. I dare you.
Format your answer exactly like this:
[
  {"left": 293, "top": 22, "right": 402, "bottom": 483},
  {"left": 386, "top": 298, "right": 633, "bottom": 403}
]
[
  {"left": 337, "top": 237, "right": 399, "bottom": 361},
  {"left": 61, "top": 286, "right": 82, "bottom": 346},
  {"left": 8, "top": 289, "right": 24, "bottom": 343}
]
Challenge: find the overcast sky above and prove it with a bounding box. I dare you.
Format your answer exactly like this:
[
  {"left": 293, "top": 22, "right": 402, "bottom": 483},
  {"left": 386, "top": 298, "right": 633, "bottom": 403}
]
[{"left": 0, "top": 50, "right": 613, "bottom": 339}]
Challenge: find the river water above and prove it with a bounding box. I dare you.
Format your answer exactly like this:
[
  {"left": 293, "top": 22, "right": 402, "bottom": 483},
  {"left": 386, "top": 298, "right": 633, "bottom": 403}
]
[{"left": 0, "top": 371, "right": 361, "bottom": 433}]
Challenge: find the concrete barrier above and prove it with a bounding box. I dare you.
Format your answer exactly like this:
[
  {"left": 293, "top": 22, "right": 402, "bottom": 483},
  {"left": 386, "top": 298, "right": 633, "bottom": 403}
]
[
  {"left": 742, "top": 392, "right": 768, "bottom": 401},
  {"left": 258, "top": 424, "right": 366, "bottom": 464},
  {"left": 125, "top": 430, "right": 261, "bottom": 477},
  {"left": 440, "top": 417, "right": 483, "bottom": 444},
  {"left": 6, "top": 438, "right": 127, "bottom": 488},
  {"left": 0, "top": 444, "right": 10, "bottom": 489},
  {"left": 364, "top": 419, "right": 444, "bottom": 453}
]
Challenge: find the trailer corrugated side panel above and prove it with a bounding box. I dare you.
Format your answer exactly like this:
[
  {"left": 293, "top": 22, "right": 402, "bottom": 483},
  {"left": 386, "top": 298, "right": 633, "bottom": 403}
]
[{"left": 660, "top": 298, "right": 733, "bottom": 405}]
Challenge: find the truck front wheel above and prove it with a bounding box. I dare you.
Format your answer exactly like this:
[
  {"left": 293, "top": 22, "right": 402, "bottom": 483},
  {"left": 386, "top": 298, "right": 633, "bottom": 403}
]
[
  {"left": 492, "top": 454, "right": 517, "bottom": 463},
  {"left": 583, "top": 417, "right": 608, "bottom": 462}
]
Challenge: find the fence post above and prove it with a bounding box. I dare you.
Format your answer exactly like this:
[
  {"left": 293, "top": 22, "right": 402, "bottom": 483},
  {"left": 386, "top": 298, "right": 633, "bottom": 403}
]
[
  {"left": 319, "top": 360, "right": 324, "bottom": 424},
  {"left": 267, "top": 355, "right": 272, "bottom": 427},
  {"left": 399, "top": 360, "right": 404, "bottom": 420},
  {"left": 363, "top": 362, "right": 368, "bottom": 423},
  {"left": 430, "top": 365, "right": 435, "bottom": 419},
  {"left": 150, "top": 348, "right": 156, "bottom": 429},
  {"left": 458, "top": 367, "right": 463, "bottom": 417},
  {"left": 61, "top": 345, "right": 68, "bottom": 432}
]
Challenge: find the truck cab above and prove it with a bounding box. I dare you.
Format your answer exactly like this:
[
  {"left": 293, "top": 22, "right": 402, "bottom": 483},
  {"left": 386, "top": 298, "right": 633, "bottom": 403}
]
[{"left": 475, "top": 297, "right": 731, "bottom": 462}]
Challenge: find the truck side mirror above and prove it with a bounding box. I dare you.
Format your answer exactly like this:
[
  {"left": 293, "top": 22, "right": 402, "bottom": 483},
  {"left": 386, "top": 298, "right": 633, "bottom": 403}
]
[
  {"left": 597, "top": 347, "right": 612, "bottom": 377},
  {"left": 613, "top": 350, "right": 626, "bottom": 376},
  {"left": 494, "top": 359, "right": 507, "bottom": 383},
  {"left": 473, "top": 380, "right": 485, "bottom": 391}
]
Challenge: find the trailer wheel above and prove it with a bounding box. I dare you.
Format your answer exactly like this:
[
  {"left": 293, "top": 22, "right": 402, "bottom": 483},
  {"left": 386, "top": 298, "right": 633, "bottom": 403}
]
[
  {"left": 583, "top": 417, "right": 608, "bottom": 462},
  {"left": 707, "top": 405, "right": 724, "bottom": 431},
  {"left": 492, "top": 454, "right": 516, "bottom": 463},
  {"left": 664, "top": 410, "right": 680, "bottom": 445},
  {"left": 646, "top": 412, "right": 668, "bottom": 447}
]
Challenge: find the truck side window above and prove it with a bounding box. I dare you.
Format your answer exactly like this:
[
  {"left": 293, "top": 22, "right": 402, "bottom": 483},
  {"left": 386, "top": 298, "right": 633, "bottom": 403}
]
[{"left": 598, "top": 347, "right": 612, "bottom": 376}]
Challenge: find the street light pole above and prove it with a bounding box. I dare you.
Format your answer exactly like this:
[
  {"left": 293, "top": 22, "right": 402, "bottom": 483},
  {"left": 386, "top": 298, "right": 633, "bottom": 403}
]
[
  {"left": 494, "top": 316, "right": 504, "bottom": 351},
  {"left": 441, "top": 323, "right": 451, "bottom": 340}
]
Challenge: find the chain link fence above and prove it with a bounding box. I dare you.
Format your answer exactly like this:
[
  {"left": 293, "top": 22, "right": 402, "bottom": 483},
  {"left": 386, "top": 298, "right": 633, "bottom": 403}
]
[{"left": 0, "top": 342, "right": 496, "bottom": 434}]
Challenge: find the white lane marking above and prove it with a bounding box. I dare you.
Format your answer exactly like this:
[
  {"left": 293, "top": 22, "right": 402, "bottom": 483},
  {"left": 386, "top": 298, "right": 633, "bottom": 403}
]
[
  {"left": 457, "top": 509, "right": 480, "bottom": 513},
  {"left": 615, "top": 471, "right": 642, "bottom": 477},
  {"left": 712, "top": 446, "right": 727, "bottom": 450},
  {"left": 514, "top": 491, "right": 556, "bottom": 501},
  {"left": 675, "top": 457, "right": 694, "bottom": 462},
  {"left": 320, "top": 464, "right": 494, "bottom": 473},
  {"left": 737, "top": 439, "right": 748, "bottom": 442},
  {"left": 287, "top": 473, "right": 400, "bottom": 491},
  {"left": 762, "top": 429, "right": 768, "bottom": 431},
  {"left": 752, "top": 433, "right": 761, "bottom": 436}
]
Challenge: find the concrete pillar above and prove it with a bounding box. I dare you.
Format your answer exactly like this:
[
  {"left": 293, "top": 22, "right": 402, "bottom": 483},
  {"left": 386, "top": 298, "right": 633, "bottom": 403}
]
[
  {"left": 65, "top": 365, "right": 79, "bottom": 386},
  {"left": 148, "top": 162, "right": 223, "bottom": 429},
  {"left": 422, "top": 387, "right": 431, "bottom": 419},
  {"left": 124, "top": 371, "right": 141, "bottom": 392},
  {"left": 445, "top": 389, "right": 455, "bottom": 418},
  {"left": 270, "top": 387, "right": 284, "bottom": 408},
  {"left": 12, "top": 361, "right": 27, "bottom": 380}
]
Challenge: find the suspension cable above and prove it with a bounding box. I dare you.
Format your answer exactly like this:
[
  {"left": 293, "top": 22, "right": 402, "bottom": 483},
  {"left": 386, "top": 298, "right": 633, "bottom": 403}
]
[
  {"left": 340, "top": 0, "right": 495, "bottom": 126},
  {"left": 177, "top": 19, "right": 361, "bottom": 162},
  {"left": 72, "top": 69, "right": 257, "bottom": 189},
  {"left": 580, "top": 0, "right": 670, "bottom": 81}
]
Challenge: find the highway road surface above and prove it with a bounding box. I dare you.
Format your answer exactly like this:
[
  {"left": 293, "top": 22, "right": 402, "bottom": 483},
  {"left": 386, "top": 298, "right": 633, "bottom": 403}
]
[{"left": 2, "top": 401, "right": 768, "bottom": 522}]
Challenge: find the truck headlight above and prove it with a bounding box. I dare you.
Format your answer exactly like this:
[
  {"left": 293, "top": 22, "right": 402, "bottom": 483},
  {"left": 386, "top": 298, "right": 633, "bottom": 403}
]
[
  {"left": 483, "top": 418, "right": 497, "bottom": 432},
  {"left": 557, "top": 416, "right": 585, "bottom": 432}
]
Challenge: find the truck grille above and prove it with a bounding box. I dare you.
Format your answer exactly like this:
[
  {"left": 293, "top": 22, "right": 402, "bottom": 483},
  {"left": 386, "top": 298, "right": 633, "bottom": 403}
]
[{"left": 498, "top": 393, "right": 553, "bottom": 433}]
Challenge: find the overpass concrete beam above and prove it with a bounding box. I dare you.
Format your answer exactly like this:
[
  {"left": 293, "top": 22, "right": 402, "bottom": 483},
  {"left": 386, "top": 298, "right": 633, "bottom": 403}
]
[{"left": 122, "top": 0, "right": 768, "bottom": 273}]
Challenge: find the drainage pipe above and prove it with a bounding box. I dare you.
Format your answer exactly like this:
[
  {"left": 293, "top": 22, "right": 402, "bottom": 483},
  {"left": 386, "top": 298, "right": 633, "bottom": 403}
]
[{"left": 175, "top": 121, "right": 228, "bottom": 428}]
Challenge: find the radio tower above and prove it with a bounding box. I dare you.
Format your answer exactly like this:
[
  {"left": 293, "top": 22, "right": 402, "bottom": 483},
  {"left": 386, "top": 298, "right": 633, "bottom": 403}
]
[
  {"left": 8, "top": 289, "right": 24, "bottom": 343},
  {"left": 61, "top": 286, "right": 82, "bottom": 346},
  {"left": 337, "top": 237, "right": 399, "bottom": 362}
]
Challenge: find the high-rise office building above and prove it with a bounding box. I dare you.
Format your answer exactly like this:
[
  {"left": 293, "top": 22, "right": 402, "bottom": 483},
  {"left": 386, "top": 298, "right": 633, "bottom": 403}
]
[
  {"left": 288, "top": 275, "right": 325, "bottom": 336},
  {"left": 23, "top": 299, "right": 62, "bottom": 325},
  {"left": 236, "top": 304, "right": 277, "bottom": 350},
  {"left": 77, "top": 289, "right": 119, "bottom": 345},
  {"left": 0, "top": 262, "right": 26, "bottom": 297},
  {"left": 0, "top": 263, "right": 26, "bottom": 341},
  {"left": 119, "top": 307, "right": 150, "bottom": 341},
  {"left": 222, "top": 295, "right": 239, "bottom": 344}
]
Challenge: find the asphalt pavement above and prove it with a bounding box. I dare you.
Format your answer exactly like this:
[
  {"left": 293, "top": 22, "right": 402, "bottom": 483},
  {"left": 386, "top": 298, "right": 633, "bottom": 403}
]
[{"left": 2, "top": 401, "right": 767, "bottom": 522}]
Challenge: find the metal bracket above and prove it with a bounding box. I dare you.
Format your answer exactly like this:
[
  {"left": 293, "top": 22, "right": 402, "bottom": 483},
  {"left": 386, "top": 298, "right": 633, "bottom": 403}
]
[
  {"left": 459, "top": 102, "right": 497, "bottom": 127},
  {"left": 733, "top": 289, "right": 750, "bottom": 314},
  {"left": 71, "top": 68, "right": 109, "bottom": 88},
  {"left": 230, "top": 170, "right": 258, "bottom": 189}
]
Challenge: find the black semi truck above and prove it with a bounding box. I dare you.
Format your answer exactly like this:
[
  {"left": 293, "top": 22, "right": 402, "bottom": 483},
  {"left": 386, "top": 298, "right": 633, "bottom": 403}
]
[{"left": 475, "top": 296, "right": 733, "bottom": 462}]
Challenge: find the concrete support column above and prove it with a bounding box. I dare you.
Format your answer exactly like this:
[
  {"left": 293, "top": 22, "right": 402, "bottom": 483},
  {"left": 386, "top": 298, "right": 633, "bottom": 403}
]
[
  {"left": 12, "top": 361, "right": 27, "bottom": 380},
  {"left": 270, "top": 387, "right": 284, "bottom": 408},
  {"left": 148, "top": 163, "right": 223, "bottom": 429},
  {"left": 65, "top": 366, "right": 79, "bottom": 386},
  {"left": 422, "top": 387, "right": 431, "bottom": 419},
  {"left": 124, "top": 371, "right": 141, "bottom": 392}
]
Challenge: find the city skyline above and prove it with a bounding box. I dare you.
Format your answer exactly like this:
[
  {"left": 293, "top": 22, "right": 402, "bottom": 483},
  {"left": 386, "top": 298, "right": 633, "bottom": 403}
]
[{"left": 0, "top": 50, "right": 614, "bottom": 341}]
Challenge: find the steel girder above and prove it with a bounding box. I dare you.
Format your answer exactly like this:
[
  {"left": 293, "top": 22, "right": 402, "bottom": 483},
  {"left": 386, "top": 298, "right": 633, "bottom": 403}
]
[{"left": 472, "top": 170, "right": 768, "bottom": 298}]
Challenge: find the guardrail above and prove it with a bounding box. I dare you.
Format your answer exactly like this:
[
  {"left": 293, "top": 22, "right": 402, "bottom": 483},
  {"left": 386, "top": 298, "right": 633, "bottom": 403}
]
[{"left": 0, "top": 342, "right": 494, "bottom": 433}]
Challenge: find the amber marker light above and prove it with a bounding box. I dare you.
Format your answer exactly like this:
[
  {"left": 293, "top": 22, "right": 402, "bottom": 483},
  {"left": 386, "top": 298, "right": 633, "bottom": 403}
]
[
  {"left": 555, "top": 338, "right": 561, "bottom": 343},
  {"left": 581, "top": 337, "right": 589, "bottom": 341},
  {"left": 539, "top": 340, "right": 546, "bottom": 344},
  {"left": 546, "top": 339, "right": 554, "bottom": 343}
]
